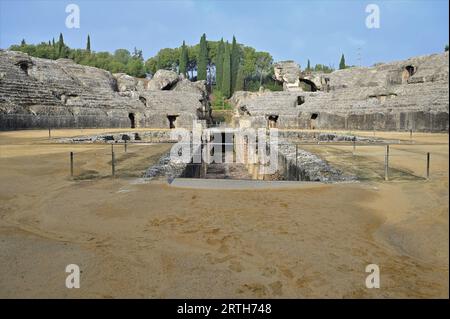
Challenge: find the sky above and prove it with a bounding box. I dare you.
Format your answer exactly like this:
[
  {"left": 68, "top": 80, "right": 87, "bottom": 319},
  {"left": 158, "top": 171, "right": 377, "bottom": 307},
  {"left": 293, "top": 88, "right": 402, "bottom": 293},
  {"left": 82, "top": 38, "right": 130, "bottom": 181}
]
[{"left": 0, "top": 0, "right": 448, "bottom": 68}]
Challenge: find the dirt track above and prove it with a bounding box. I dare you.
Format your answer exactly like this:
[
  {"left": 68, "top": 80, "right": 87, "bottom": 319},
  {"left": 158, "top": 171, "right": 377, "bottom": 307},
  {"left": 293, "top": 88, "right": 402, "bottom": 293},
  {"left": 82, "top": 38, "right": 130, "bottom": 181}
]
[{"left": 0, "top": 129, "right": 448, "bottom": 298}]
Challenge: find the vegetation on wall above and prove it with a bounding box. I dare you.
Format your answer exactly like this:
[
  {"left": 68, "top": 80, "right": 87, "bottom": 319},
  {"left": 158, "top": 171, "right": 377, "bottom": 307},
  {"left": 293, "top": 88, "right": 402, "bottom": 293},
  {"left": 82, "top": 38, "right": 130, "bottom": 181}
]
[
  {"left": 10, "top": 33, "right": 340, "bottom": 96},
  {"left": 10, "top": 33, "right": 146, "bottom": 78}
]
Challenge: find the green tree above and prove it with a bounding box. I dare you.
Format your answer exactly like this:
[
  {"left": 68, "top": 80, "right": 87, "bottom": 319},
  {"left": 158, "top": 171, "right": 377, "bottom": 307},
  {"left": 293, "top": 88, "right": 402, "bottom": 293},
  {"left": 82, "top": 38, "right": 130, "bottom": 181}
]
[
  {"left": 21, "top": 39, "right": 26, "bottom": 46},
  {"left": 222, "top": 42, "right": 231, "bottom": 98},
  {"left": 197, "top": 33, "right": 208, "bottom": 80},
  {"left": 255, "top": 51, "right": 272, "bottom": 87},
  {"left": 235, "top": 65, "right": 244, "bottom": 92},
  {"left": 445, "top": 44, "right": 449, "bottom": 52},
  {"left": 230, "top": 36, "right": 240, "bottom": 94},
  {"left": 86, "top": 35, "right": 91, "bottom": 52},
  {"left": 145, "top": 57, "right": 158, "bottom": 74},
  {"left": 57, "top": 33, "right": 68, "bottom": 58},
  {"left": 339, "top": 54, "right": 346, "bottom": 70},
  {"left": 179, "top": 40, "right": 188, "bottom": 76},
  {"left": 307, "top": 59, "right": 311, "bottom": 71},
  {"left": 114, "top": 49, "right": 131, "bottom": 65},
  {"left": 127, "top": 58, "right": 145, "bottom": 77},
  {"left": 215, "top": 38, "right": 224, "bottom": 90}
]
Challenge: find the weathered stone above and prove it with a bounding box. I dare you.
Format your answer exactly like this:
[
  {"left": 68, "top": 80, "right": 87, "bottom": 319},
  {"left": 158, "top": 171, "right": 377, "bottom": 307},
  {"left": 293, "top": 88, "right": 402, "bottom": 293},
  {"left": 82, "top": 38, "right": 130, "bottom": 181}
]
[
  {"left": 273, "top": 61, "right": 302, "bottom": 91},
  {"left": 231, "top": 52, "right": 449, "bottom": 132},
  {"left": 113, "top": 73, "right": 137, "bottom": 92},
  {"left": 0, "top": 50, "right": 211, "bottom": 130},
  {"left": 146, "top": 69, "right": 179, "bottom": 90}
]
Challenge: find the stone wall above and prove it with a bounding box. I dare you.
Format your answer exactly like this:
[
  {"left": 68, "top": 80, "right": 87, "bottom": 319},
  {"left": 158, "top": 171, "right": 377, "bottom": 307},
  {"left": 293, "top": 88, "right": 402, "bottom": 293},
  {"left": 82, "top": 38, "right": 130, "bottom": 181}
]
[
  {"left": 0, "top": 50, "right": 211, "bottom": 130},
  {"left": 231, "top": 52, "right": 449, "bottom": 132}
]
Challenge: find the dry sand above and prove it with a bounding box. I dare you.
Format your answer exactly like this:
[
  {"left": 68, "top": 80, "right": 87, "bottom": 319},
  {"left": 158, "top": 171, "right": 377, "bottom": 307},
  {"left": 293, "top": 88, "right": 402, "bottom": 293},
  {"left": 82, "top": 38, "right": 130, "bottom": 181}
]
[{"left": 0, "top": 129, "right": 448, "bottom": 298}]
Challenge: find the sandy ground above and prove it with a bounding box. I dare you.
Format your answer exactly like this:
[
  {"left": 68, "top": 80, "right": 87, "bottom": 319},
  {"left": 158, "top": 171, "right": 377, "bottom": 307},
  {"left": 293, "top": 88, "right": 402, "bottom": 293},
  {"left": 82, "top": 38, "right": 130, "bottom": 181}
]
[{"left": 0, "top": 129, "right": 448, "bottom": 298}]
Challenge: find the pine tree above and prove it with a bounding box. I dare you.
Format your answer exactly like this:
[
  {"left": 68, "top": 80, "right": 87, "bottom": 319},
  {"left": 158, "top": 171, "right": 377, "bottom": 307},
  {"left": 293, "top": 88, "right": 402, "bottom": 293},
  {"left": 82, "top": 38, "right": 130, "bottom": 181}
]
[
  {"left": 21, "top": 39, "right": 26, "bottom": 46},
  {"left": 230, "top": 36, "right": 239, "bottom": 94},
  {"left": 235, "top": 64, "right": 244, "bottom": 92},
  {"left": 307, "top": 59, "right": 311, "bottom": 71},
  {"left": 222, "top": 42, "right": 231, "bottom": 98},
  {"left": 179, "top": 40, "right": 188, "bottom": 76},
  {"left": 215, "top": 38, "right": 224, "bottom": 91},
  {"left": 197, "top": 33, "right": 208, "bottom": 81},
  {"left": 86, "top": 35, "right": 91, "bottom": 53},
  {"left": 339, "top": 54, "right": 346, "bottom": 69}
]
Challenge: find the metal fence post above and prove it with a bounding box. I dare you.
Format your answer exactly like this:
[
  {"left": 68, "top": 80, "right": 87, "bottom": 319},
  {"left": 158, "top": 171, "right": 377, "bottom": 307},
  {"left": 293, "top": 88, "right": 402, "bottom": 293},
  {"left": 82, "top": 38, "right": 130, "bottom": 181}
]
[
  {"left": 426, "top": 152, "right": 430, "bottom": 179},
  {"left": 70, "top": 152, "right": 74, "bottom": 177},
  {"left": 295, "top": 144, "right": 299, "bottom": 181},
  {"left": 384, "top": 145, "right": 389, "bottom": 181},
  {"left": 111, "top": 144, "right": 115, "bottom": 177}
]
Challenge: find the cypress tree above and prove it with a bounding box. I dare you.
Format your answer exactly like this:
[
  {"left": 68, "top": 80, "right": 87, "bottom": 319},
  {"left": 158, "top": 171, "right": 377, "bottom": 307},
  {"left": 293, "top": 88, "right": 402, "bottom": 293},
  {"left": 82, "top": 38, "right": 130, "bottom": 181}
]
[
  {"left": 21, "top": 39, "right": 26, "bottom": 46},
  {"left": 230, "top": 36, "right": 239, "bottom": 94},
  {"left": 339, "top": 54, "right": 346, "bottom": 69},
  {"left": 52, "top": 38, "right": 55, "bottom": 47},
  {"left": 179, "top": 40, "right": 188, "bottom": 76},
  {"left": 86, "top": 34, "right": 91, "bottom": 52},
  {"left": 197, "top": 33, "right": 208, "bottom": 81},
  {"left": 222, "top": 42, "right": 231, "bottom": 98},
  {"left": 307, "top": 59, "right": 311, "bottom": 71},
  {"left": 215, "top": 38, "right": 224, "bottom": 91},
  {"left": 58, "top": 33, "right": 65, "bottom": 58},
  {"left": 235, "top": 65, "right": 244, "bottom": 92}
]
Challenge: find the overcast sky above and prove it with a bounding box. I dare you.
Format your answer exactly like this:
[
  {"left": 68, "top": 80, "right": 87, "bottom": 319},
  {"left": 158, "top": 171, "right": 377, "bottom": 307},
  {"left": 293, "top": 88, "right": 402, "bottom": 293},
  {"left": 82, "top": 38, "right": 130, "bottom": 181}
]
[{"left": 1, "top": 0, "right": 448, "bottom": 68}]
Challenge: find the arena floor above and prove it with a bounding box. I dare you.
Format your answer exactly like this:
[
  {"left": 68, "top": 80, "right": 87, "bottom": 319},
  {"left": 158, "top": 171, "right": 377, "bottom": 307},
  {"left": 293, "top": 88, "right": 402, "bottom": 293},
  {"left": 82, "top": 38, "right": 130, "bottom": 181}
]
[{"left": 0, "top": 129, "right": 448, "bottom": 298}]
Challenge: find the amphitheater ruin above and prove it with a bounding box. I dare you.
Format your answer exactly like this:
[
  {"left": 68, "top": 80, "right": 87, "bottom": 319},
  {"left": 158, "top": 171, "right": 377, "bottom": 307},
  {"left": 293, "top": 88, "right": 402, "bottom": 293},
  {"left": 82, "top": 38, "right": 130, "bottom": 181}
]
[
  {"left": 0, "top": 49, "right": 448, "bottom": 183},
  {"left": 0, "top": 48, "right": 449, "bottom": 298}
]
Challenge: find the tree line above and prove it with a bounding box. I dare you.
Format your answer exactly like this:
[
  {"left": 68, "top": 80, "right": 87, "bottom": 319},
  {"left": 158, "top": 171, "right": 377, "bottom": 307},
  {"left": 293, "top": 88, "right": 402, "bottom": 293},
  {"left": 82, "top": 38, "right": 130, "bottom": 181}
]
[
  {"left": 9, "top": 33, "right": 350, "bottom": 98},
  {"left": 146, "top": 34, "right": 278, "bottom": 98},
  {"left": 10, "top": 33, "right": 146, "bottom": 78}
]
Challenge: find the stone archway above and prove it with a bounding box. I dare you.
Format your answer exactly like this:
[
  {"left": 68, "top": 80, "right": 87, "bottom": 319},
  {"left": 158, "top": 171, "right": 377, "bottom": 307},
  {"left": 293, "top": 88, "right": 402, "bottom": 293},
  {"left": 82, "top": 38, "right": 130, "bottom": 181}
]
[
  {"left": 267, "top": 115, "right": 279, "bottom": 128},
  {"left": 402, "top": 65, "right": 416, "bottom": 83},
  {"left": 299, "top": 79, "right": 318, "bottom": 92},
  {"left": 167, "top": 115, "right": 178, "bottom": 129},
  {"left": 128, "top": 113, "right": 135, "bottom": 128},
  {"left": 310, "top": 113, "right": 318, "bottom": 129}
]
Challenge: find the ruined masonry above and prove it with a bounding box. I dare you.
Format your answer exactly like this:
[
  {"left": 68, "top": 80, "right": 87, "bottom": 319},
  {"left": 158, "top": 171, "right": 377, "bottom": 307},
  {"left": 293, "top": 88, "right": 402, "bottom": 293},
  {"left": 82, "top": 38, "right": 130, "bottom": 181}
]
[
  {"left": 0, "top": 49, "right": 448, "bottom": 132},
  {"left": 232, "top": 52, "right": 449, "bottom": 132},
  {"left": 0, "top": 50, "right": 211, "bottom": 130}
]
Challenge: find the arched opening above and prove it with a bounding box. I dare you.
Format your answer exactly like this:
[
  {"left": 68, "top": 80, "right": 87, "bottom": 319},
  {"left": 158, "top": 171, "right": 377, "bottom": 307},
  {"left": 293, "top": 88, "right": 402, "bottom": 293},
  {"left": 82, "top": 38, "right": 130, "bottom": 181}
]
[
  {"left": 299, "top": 79, "right": 318, "bottom": 92},
  {"left": 128, "top": 113, "right": 135, "bottom": 128},
  {"left": 267, "top": 115, "right": 279, "bottom": 128},
  {"left": 167, "top": 115, "right": 178, "bottom": 129},
  {"left": 297, "top": 96, "right": 305, "bottom": 106},
  {"left": 17, "top": 62, "right": 29, "bottom": 75},
  {"left": 310, "top": 113, "right": 318, "bottom": 130},
  {"left": 139, "top": 96, "right": 147, "bottom": 105},
  {"left": 402, "top": 65, "right": 415, "bottom": 83}
]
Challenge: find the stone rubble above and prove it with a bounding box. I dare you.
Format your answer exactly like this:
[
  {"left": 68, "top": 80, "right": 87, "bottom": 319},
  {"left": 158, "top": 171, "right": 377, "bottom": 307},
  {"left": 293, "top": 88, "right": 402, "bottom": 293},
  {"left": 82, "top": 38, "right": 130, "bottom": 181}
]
[{"left": 278, "top": 143, "right": 355, "bottom": 182}]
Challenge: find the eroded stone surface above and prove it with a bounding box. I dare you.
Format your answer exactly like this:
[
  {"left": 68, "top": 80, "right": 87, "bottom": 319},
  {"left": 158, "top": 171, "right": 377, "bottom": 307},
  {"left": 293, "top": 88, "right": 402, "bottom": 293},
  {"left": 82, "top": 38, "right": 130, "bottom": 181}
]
[
  {"left": 231, "top": 52, "right": 449, "bottom": 132},
  {"left": 0, "top": 50, "right": 211, "bottom": 130}
]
